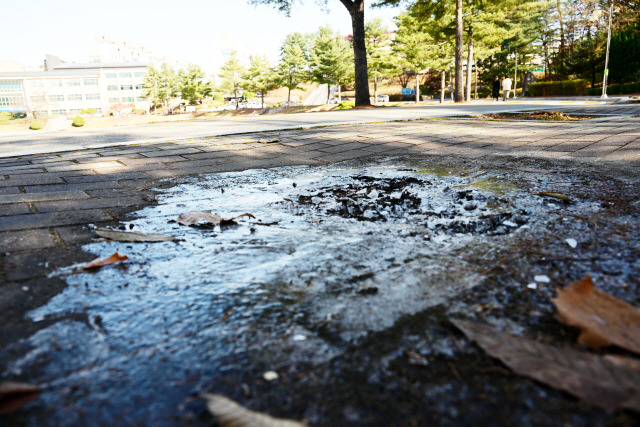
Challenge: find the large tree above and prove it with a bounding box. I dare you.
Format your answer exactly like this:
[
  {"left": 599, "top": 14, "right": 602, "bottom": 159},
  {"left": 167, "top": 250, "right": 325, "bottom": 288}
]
[
  {"left": 310, "top": 26, "right": 354, "bottom": 102},
  {"left": 249, "top": 0, "right": 372, "bottom": 106},
  {"left": 180, "top": 65, "right": 211, "bottom": 105},
  {"left": 243, "top": 55, "right": 276, "bottom": 108},
  {"left": 365, "top": 18, "right": 398, "bottom": 101},
  {"left": 275, "top": 32, "right": 310, "bottom": 104},
  {"left": 218, "top": 52, "right": 246, "bottom": 110}
]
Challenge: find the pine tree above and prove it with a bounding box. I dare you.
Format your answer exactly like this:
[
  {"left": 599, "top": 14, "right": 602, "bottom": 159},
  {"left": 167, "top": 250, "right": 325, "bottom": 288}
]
[
  {"left": 275, "top": 33, "right": 310, "bottom": 104},
  {"left": 365, "top": 18, "right": 398, "bottom": 101},
  {"left": 142, "top": 64, "right": 162, "bottom": 112},
  {"left": 180, "top": 65, "right": 211, "bottom": 105},
  {"left": 243, "top": 55, "right": 276, "bottom": 108},
  {"left": 310, "top": 27, "right": 354, "bottom": 103},
  {"left": 218, "top": 52, "right": 246, "bottom": 110}
]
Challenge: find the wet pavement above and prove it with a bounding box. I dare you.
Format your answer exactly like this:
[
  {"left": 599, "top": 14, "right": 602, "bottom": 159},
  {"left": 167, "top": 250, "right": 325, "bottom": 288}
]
[{"left": 1, "top": 106, "right": 640, "bottom": 426}]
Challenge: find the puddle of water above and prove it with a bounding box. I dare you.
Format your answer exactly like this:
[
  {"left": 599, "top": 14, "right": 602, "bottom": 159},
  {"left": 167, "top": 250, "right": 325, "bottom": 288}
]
[{"left": 2, "top": 162, "right": 604, "bottom": 425}]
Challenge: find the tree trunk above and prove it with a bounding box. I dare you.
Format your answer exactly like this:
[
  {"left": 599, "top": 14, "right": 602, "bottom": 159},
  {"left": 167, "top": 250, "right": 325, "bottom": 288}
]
[
  {"left": 474, "top": 63, "right": 478, "bottom": 100},
  {"left": 341, "top": 0, "right": 371, "bottom": 106},
  {"left": 235, "top": 89, "right": 239, "bottom": 110},
  {"left": 374, "top": 76, "right": 378, "bottom": 102},
  {"left": 440, "top": 70, "right": 445, "bottom": 103},
  {"left": 466, "top": 27, "right": 473, "bottom": 102},
  {"left": 261, "top": 92, "right": 265, "bottom": 109},
  {"left": 287, "top": 86, "right": 291, "bottom": 104},
  {"left": 327, "top": 84, "right": 331, "bottom": 103},
  {"left": 338, "top": 84, "right": 342, "bottom": 102},
  {"left": 415, "top": 73, "right": 420, "bottom": 103},
  {"left": 556, "top": 0, "right": 565, "bottom": 76},
  {"left": 454, "top": 0, "right": 464, "bottom": 102},
  {"left": 543, "top": 40, "right": 549, "bottom": 79}
]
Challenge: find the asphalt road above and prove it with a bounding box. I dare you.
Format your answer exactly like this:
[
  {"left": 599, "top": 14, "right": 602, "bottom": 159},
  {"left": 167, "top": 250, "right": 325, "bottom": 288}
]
[{"left": 0, "top": 99, "right": 602, "bottom": 157}]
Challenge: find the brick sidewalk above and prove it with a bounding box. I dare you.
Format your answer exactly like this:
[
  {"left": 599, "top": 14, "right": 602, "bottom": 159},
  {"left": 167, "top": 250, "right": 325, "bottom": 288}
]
[{"left": 1, "top": 106, "right": 639, "bottom": 290}]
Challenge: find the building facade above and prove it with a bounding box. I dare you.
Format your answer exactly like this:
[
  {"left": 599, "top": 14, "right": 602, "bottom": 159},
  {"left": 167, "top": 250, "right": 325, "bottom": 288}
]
[{"left": 0, "top": 63, "right": 149, "bottom": 117}]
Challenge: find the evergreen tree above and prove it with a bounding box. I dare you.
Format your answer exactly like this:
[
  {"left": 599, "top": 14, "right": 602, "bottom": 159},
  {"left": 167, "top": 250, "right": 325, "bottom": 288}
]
[
  {"left": 310, "top": 27, "right": 354, "bottom": 103},
  {"left": 243, "top": 55, "right": 276, "bottom": 108},
  {"left": 218, "top": 52, "right": 246, "bottom": 110},
  {"left": 275, "top": 33, "right": 310, "bottom": 104},
  {"left": 180, "top": 65, "right": 211, "bottom": 105},
  {"left": 157, "top": 63, "right": 180, "bottom": 112},
  {"left": 365, "top": 18, "right": 398, "bottom": 101},
  {"left": 142, "top": 64, "right": 162, "bottom": 112}
]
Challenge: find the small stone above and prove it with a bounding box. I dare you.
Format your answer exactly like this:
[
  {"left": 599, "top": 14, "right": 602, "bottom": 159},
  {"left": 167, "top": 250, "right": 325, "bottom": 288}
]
[
  {"left": 527, "top": 283, "right": 537, "bottom": 290},
  {"left": 293, "top": 334, "right": 306, "bottom": 342},
  {"left": 534, "top": 275, "right": 551, "bottom": 283},
  {"left": 357, "top": 282, "right": 378, "bottom": 295},
  {"left": 503, "top": 220, "right": 518, "bottom": 227},
  {"left": 263, "top": 371, "right": 279, "bottom": 381},
  {"left": 565, "top": 238, "right": 578, "bottom": 248},
  {"left": 21, "top": 286, "right": 29, "bottom": 291}
]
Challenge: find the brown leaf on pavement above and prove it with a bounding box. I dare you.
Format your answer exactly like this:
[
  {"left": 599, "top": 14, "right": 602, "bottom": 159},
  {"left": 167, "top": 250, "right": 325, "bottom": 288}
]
[
  {"left": 176, "top": 211, "right": 223, "bottom": 226},
  {"left": 551, "top": 275, "right": 640, "bottom": 353},
  {"left": 453, "top": 320, "right": 640, "bottom": 412},
  {"left": 0, "top": 382, "right": 42, "bottom": 414},
  {"left": 95, "top": 228, "right": 174, "bottom": 242},
  {"left": 538, "top": 191, "right": 572, "bottom": 203},
  {"left": 83, "top": 252, "right": 128, "bottom": 269},
  {"left": 175, "top": 211, "right": 255, "bottom": 226},
  {"left": 202, "top": 393, "right": 306, "bottom": 427}
]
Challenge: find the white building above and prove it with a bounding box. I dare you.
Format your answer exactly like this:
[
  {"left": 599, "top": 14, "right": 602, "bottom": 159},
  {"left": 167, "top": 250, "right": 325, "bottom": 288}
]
[{"left": 0, "top": 62, "right": 149, "bottom": 118}]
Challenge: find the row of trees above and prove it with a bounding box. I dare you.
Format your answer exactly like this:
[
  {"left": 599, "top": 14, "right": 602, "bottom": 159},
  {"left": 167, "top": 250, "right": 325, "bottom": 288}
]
[
  {"left": 250, "top": 0, "right": 639, "bottom": 105},
  {"left": 142, "top": 64, "right": 212, "bottom": 112}
]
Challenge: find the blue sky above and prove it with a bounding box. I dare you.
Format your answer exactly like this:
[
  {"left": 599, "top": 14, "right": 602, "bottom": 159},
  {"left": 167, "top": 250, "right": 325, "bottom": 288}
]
[{"left": 5, "top": 0, "right": 402, "bottom": 72}]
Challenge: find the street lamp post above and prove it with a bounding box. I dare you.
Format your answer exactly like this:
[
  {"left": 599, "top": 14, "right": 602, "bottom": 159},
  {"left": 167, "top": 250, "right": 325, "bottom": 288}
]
[
  {"left": 590, "top": 3, "right": 614, "bottom": 98},
  {"left": 602, "top": 2, "right": 613, "bottom": 99}
]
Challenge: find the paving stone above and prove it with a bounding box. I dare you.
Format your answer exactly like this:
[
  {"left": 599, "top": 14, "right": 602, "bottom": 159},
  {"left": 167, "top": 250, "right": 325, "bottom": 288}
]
[
  {"left": 0, "top": 191, "right": 89, "bottom": 204},
  {"left": 0, "top": 229, "right": 58, "bottom": 252},
  {"left": 117, "top": 156, "right": 187, "bottom": 166},
  {"left": 0, "top": 175, "right": 64, "bottom": 187},
  {"left": 44, "top": 161, "right": 124, "bottom": 172},
  {"left": 54, "top": 225, "right": 98, "bottom": 246},
  {"left": 0, "top": 204, "right": 31, "bottom": 216},
  {"left": 140, "top": 147, "right": 203, "bottom": 157},
  {"left": 23, "top": 181, "right": 124, "bottom": 193},
  {"left": 34, "top": 195, "right": 146, "bottom": 213},
  {"left": 0, "top": 187, "right": 20, "bottom": 195},
  {"left": 0, "top": 209, "right": 112, "bottom": 232},
  {"left": 63, "top": 172, "right": 151, "bottom": 183}
]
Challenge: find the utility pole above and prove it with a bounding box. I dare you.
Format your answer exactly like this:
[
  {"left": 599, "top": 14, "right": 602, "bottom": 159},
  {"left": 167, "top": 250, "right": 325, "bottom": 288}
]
[
  {"left": 514, "top": 51, "right": 518, "bottom": 99},
  {"left": 602, "top": 1, "right": 613, "bottom": 98}
]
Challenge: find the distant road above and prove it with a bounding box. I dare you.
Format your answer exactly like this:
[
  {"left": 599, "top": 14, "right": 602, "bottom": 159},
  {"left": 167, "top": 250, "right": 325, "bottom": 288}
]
[{"left": 0, "top": 100, "right": 606, "bottom": 157}]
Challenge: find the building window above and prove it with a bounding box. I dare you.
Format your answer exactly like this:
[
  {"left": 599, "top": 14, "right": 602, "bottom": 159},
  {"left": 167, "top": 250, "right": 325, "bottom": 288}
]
[
  {"left": 47, "top": 79, "right": 63, "bottom": 88},
  {"left": 119, "top": 72, "right": 132, "bottom": 78},
  {"left": 109, "top": 98, "right": 119, "bottom": 103},
  {"left": 121, "top": 97, "right": 134, "bottom": 102},
  {"left": 95, "top": 108, "right": 102, "bottom": 114},
  {"left": 120, "top": 85, "right": 133, "bottom": 90},
  {"left": 84, "top": 78, "right": 98, "bottom": 86},
  {"left": 107, "top": 85, "right": 118, "bottom": 91},
  {"left": 135, "top": 84, "right": 144, "bottom": 90},
  {"left": 29, "top": 80, "right": 44, "bottom": 88},
  {"left": 31, "top": 95, "right": 45, "bottom": 103},
  {"left": 68, "top": 108, "right": 82, "bottom": 114},
  {"left": 106, "top": 73, "right": 116, "bottom": 78},
  {"left": 37, "top": 110, "right": 48, "bottom": 117},
  {"left": 0, "top": 80, "right": 22, "bottom": 93},
  {"left": 52, "top": 109, "right": 66, "bottom": 115},
  {"left": 50, "top": 95, "right": 65, "bottom": 102},
  {"left": 66, "top": 79, "right": 81, "bottom": 87},
  {"left": 134, "top": 72, "right": 146, "bottom": 78},
  {"left": 68, "top": 94, "right": 83, "bottom": 101},
  {"left": 85, "top": 93, "right": 100, "bottom": 100},
  {"left": 135, "top": 97, "right": 145, "bottom": 102}
]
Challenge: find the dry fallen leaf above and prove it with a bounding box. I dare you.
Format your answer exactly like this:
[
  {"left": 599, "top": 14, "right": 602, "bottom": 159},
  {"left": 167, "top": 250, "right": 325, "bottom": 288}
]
[
  {"left": 83, "top": 252, "right": 128, "bottom": 269},
  {"left": 0, "top": 382, "right": 42, "bottom": 414},
  {"left": 202, "top": 393, "right": 305, "bottom": 427},
  {"left": 175, "top": 211, "right": 255, "bottom": 226},
  {"left": 95, "top": 228, "right": 174, "bottom": 242},
  {"left": 538, "top": 191, "right": 572, "bottom": 203},
  {"left": 453, "top": 320, "right": 640, "bottom": 412},
  {"left": 552, "top": 275, "right": 640, "bottom": 353}
]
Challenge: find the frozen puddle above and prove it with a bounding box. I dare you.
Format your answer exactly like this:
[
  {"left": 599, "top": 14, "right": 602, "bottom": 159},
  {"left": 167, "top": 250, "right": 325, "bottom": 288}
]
[{"left": 4, "top": 162, "right": 598, "bottom": 425}]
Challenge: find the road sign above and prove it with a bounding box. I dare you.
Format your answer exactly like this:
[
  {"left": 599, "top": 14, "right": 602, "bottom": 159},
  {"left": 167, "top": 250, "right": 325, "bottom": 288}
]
[{"left": 401, "top": 88, "right": 411, "bottom": 95}]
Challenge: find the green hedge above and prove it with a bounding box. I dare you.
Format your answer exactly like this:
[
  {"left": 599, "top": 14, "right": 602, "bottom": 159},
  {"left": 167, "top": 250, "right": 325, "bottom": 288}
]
[
  {"left": 72, "top": 115, "right": 85, "bottom": 127},
  {"left": 29, "top": 121, "right": 43, "bottom": 130},
  {"left": 336, "top": 100, "right": 355, "bottom": 110},
  {"left": 528, "top": 79, "right": 589, "bottom": 97},
  {"left": 589, "top": 82, "right": 640, "bottom": 96}
]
